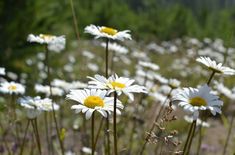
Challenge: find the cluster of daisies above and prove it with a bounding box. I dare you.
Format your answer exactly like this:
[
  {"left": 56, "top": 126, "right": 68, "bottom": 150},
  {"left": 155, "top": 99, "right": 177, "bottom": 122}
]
[
  {"left": 172, "top": 56, "right": 235, "bottom": 120},
  {"left": 0, "top": 23, "right": 235, "bottom": 155}
]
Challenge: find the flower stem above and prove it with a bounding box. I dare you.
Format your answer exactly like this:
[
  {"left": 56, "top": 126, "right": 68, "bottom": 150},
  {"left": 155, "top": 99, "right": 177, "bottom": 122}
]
[
  {"left": 45, "top": 46, "right": 65, "bottom": 155},
  {"left": 183, "top": 120, "right": 197, "bottom": 155},
  {"left": 139, "top": 88, "right": 173, "bottom": 155},
  {"left": 222, "top": 114, "right": 234, "bottom": 155},
  {"left": 92, "top": 112, "right": 95, "bottom": 155},
  {"left": 105, "top": 38, "right": 111, "bottom": 155},
  {"left": 113, "top": 91, "right": 118, "bottom": 155},
  {"left": 31, "top": 119, "right": 41, "bottom": 155},
  {"left": 44, "top": 112, "right": 51, "bottom": 155},
  {"left": 69, "top": 0, "right": 80, "bottom": 42},
  {"left": 105, "top": 38, "right": 109, "bottom": 78},
  {"left": 20, "top": 119, "right": 30, "bottom": 155},
  {"left": 207, "top": 71, "right": 216, "bottom": 86}
]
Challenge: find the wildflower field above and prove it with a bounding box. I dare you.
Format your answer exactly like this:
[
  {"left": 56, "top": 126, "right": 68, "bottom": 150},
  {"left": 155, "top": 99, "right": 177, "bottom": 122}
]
[{"left": 1, "top": 1, "right": 235, "bottom": 155}]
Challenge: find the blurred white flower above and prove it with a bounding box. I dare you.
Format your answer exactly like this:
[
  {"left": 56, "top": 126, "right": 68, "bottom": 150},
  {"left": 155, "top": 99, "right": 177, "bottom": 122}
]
[
  {"left": 184, "top": 116, "right": 210, "bottom": 127},
  {"left": 35, "top": 84, "right": 64, "bottom": 96},
  {"left": 101, "top": 42, "right": 128, "bottom": 54},
  {"left": 196, "top": 56, "right": 235, "bottom": 75},
  {"left": 168, "top": 79, "right": 181, "bottom": 89},
  {"left": 172, "top": 84, "right": 223, "bottom": 120},
  {"left": 84, "top": 24, "right": 132, "bottom": 41},
  {"left": 66, "top": 89, "right": 123, "bottom": 119},
  {"left": 139, "top": 61, "right": 159, "bottom": 71},
  {"left": 18, "top": 96, "right": 59, "bottom": 118},
  {"left": 0, "top": 67, "right": 5, "bottom": 76},
  {"left": 0, "top": 81, "right": 25, "bottom": 95},
  {"left": 27, "top": 34, "right": 66, "bottom": 52}
]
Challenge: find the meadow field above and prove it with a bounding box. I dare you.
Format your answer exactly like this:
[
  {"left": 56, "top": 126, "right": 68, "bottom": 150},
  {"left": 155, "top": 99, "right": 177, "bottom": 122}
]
[{"left": 0, "top": 1, "right": 235, "bottom": 155}]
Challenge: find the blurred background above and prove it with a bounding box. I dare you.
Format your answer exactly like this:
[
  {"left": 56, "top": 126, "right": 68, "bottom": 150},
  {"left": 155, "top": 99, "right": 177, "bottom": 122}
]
[{"left": 1, "top": 0, "right": 235, "bottom": 72}]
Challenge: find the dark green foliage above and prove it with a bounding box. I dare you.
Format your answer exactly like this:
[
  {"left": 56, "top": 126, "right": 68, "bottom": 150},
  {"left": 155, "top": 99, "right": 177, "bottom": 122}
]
[{"left": 1, "top": 0, "right": 235, "bottom": 69}]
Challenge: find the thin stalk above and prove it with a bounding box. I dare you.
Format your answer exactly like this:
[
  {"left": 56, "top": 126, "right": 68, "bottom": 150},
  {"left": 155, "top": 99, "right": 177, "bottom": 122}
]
[
  {"left": 94, "top": 117, "right": 104, "bottom": 149},
  {"left": 105, "top": 112, "right": 110, "bottom": 155},
  {"left": 45, "top": 46, "right": 65, "bottom": 155},
  {"left": 139, "top": 89, "right": 173, "bottom": 155},
  {"left": 0, "top": 121, "right": 11, "bottom": 155},
  {"left": 69, "top": 0, "right": 80, "bottom": 42},
  {"left": 183, "top": 120, "right": 197, "bottom": 155},
  {"left": 105, "top": 38, "right": 109, "bottom": 77},
  {"left": 92, "top": 113, "right": 95, "bottom": 155},
  {"left": 196, "top": 125, "right": 202, "bottom": 155},
  {"left": 44, "top": 112, "right": 51, "bottom": 155},
  {"left": 113, "top": 91, "right": 118, "bottom": 155},
  {"left": 207, "top": 71, "right": 216, "bottom": 86},
  {"left": 31, "top": 119, "right": 41, "bottom": 155},
  {"left": 20, "top": 119, "right": 30, "bottom": 155},
  {"left": 105, "top": 38, "right": 110, "bottom": 155},
  {"left": 222, "top": 114, "right": 234, "bottom": 155}
]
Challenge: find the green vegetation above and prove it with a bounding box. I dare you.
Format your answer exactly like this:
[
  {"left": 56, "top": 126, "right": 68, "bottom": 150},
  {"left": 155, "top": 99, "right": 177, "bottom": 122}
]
[{"left": 1, "top": 0, "right": 235, "bottom": 68}]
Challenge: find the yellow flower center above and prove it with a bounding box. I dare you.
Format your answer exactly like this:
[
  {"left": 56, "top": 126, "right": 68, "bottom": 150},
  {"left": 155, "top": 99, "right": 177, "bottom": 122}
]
[
  {"left": 84, "top": 96, "right": 104, "bottom": 108},
  {"left": 8, "top": 85, "right": 17, "bottom": 91},
  {"left": 39, "top": 34, "right": 55, "bottom": 41},
  {"left": 100, "top": 27, "right": 118, "bottom": 36},
  {"left": 189, "top": 96, "right": 207, "bottom": 107},
  {"left": 110, "top": 81, "right": 126, "bottom": 89}
]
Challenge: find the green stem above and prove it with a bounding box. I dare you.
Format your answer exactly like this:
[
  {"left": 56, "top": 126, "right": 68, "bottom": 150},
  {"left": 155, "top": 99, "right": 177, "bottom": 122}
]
[
  {"left": 45, "top": 46, "right": 65, "bottom": 155},
  {"left": 105, "top": 38, "right": 109, "bottom": 78},
  {"left": 106, "top": 113, "right": 110, "bottom": 155},
  {"left": 20, "top": 119, "right": 30, "bottom": 155},
  {"left": 207, "top": 71, "right": 216, "bottom": 86},
  {"left": 31, "top": 119, "right": 41, "bottom": 155},
  {"left": 183, "top": 120, "right": 197, "bottom": 155},
  {"left": 113, "top": 91, "right": 118, "bottom": 155},
  {"left": 69, "top": 0, "right": 80, "bottom": 42},
  {"left": 92, "top": 113, "right": 95, "bottom": 155},
  {"left": 222, "top": 114, "right": 234, "bottom": 155},
  {"left": 44, "top": 112, "right": 51, "bottom": 155}
]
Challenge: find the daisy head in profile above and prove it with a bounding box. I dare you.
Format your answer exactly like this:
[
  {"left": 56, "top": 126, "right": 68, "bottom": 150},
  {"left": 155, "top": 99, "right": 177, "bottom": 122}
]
[
  {"left": 88, "top": 74, "right": 147, "bottom": 101},
  {"left": 84, "top": 24, "right": 132, "bottom": 41},
  {"left": 0, "top": 81, "right": 25, "bottom": 95},
  {"left": 27, "top": 34, "right": 66, "bottom": 52},
  {"left": 196, "top": 56, "right": 235, "bottom": 75},
  {"left": 172, "top": 84, "right": 223, "bottom": 120},
  {"left": 18, "top": 96, "right": 59, "bottom": 119},
  {"left": 168, "top": 78, "right": 181, "bottom": 89},
  {"left": 66, "top": 89, "right": 123, "bottom": 119}
]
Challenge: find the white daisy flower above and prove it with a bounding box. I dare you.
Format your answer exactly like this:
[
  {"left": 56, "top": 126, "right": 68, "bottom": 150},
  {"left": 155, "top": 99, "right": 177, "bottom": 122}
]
[
  {"left": 196, "top": 56, "right": 235, "bottom": 75},
  {"left": 168, "top": 79, "right": 181, "bottom": 89},
  {"left": 27, "top": 34, "right": 66, "bottom": 52},
  {"left": 172, "top": 84, "right": 223, "bottom": 120},
  {"left": 0, "top": 67, "right": 5, "bottom": 76},
  {"left": 35, "top": 84, "right": 64, "bottom": 97},
  {"left": 0, "top": 81, "right": 25, "bottom": 95},
  {"left": 18, "top": 96, "right": 59, "bottom": 118},
  {"left": 84, "top": 24, "right": 132, "bottom": 41},
  {"left": 138, "top": 61, "right": 160, "bottom": 71},
  {"left": 184, "top": 116, "right": 210, "bottom": 127},
  {"left": 88, "top": 74, "right": 148, "bottom": 101},
  {"left": 101, "top": 42, "right": 128, "bottom": 54},
  {"left": 18, "top": 96, "right": 42, "bottom": 119},
  {"left": 66, "top": 89, "right": 123, "bottom": 119}
]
